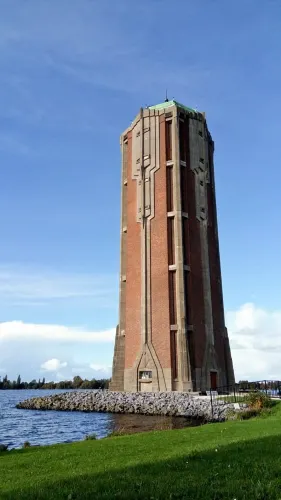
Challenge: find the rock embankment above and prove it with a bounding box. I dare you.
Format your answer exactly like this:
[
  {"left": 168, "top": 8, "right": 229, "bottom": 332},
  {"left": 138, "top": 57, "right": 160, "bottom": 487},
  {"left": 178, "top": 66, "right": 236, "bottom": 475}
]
[{"left": 17, "top": 391, "right": 238, "bottom": 422}]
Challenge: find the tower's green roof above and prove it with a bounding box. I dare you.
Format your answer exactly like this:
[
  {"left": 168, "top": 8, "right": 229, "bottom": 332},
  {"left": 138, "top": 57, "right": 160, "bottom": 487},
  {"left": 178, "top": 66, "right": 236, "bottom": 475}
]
[{"left": 148, "top": 100, "right": 197, "bottom": 114}]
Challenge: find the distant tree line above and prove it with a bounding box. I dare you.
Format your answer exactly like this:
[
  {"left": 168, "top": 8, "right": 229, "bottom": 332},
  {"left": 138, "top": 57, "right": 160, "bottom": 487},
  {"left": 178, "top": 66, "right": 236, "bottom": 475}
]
[
  {"left": 238, "top": 380, "right": 281, "bottom": 391},
  {"left": 0, "top": 374, "right": 110, "bottom": 390}
]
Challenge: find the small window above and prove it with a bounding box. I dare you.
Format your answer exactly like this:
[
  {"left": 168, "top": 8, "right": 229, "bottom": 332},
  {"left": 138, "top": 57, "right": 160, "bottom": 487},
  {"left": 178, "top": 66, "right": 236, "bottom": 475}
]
[
  {"left": 200, "top": 180, "right": 204, "bottom": 186},
  {"left": 198, "top": 130, "right": 203, "bottom": 137},
  {"left": 199, "top": 158, "right": 205, "bottom": 164},
  {"left": 166, "top": 121, "right": 172, "bottom": 161},
  {"left": 139, "top": 371, "right": 152, "bottom": 380},
  {"left": 201, "top": 207, "right": 205, "bottom": 213},
  {"left": 167, "top": 217, "right": 175, "bottom": 265}
]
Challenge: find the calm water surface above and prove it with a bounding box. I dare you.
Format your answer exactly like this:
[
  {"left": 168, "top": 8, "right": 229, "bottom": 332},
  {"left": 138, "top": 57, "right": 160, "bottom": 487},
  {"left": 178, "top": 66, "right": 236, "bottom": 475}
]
[{"left": 0, "top": 390, "right": 199, "bottom": 449}]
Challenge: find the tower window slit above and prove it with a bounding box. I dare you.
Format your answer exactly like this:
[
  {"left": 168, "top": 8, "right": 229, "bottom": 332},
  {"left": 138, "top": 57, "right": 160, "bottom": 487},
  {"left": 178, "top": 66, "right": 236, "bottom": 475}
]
[
  {"left": 165, "top": 120, "right": 172, "bottom": 161},
  {"left": 179, "top": 120, "right": 186, "bottom": 162},
  {"left": 180, "top": 165, "right": 188, "bottom": 213},
  {"left": 182, "top": 217, "right": 189, "bottom": 266},
  {"left": 184, "top": 270, "right": 190, "bottom": 325},
  {"left": 169, "top": 270, "right": 177, "bottom": 324},
  {"left": 171, "top": 330, "right": 178, "bottom": 380},
  {"left": 166, "top": 166, "right": 174, "bottom": 212},
  {"left": 167, "top": 217, "right": 175, "bottom": 265}
]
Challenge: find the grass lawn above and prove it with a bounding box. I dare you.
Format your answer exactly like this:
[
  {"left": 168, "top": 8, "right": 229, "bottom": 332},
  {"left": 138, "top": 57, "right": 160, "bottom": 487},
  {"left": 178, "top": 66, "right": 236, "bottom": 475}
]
[
  {"left": 216, "top": 395, "right": 247, "bottom": 403},
  {"left": 1, "top": 403, "right": 281, "bottom": 499}
]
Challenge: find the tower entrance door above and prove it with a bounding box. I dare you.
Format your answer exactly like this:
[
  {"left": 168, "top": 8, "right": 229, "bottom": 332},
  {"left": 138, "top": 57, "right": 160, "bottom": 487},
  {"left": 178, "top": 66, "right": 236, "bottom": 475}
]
[{"left": 210, "top": 371, "right": 217, "bottom": 391}]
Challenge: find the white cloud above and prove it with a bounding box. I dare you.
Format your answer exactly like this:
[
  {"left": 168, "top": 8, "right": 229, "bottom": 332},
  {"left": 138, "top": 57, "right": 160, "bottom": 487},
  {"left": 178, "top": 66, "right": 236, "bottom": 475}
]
[
  {"left": 41, "top": 358, "right": 67, "bottom": 372},
  {"left": 1, "top": 301, "right": 280, "bottom": 383},
  {"left": 0, "top": 321, "right": 115, "bottom": 343},
  {"left": 227, "top": 303, "right": 281, "bottom": 381},
  {"left": 90, "top": 364, "right": 111, "bottom": 373},
  {"left": 0, "top": 264, "right": 116, "bottom": 305},
  {"left": 71, "top": 367, "right": 89, "bottom": 374}
]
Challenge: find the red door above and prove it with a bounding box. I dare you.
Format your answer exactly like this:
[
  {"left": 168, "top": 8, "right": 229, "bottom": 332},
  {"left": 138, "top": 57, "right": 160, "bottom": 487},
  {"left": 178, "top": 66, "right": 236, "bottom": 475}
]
[{"left": 210, "top": 371, "right": 217, "bottom": 391}]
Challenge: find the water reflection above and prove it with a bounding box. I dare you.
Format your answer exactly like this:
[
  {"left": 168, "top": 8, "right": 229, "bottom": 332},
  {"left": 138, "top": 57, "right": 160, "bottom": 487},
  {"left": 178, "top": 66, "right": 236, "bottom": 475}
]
[{"left": 107, "top": 413, "right": 202, "bottom": 435}]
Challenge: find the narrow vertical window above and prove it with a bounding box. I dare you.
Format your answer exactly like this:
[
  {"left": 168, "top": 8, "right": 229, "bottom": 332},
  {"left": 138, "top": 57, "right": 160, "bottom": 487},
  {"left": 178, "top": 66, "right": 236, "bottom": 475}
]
[
  {"left": 180, "top": 166, "right": 188, "bottom": 213},
  {"left": 166, "top": 166, "right": 174, "bottom": 212},
  {"left": 169, "top": 270, "right": 177, "bottom": 324},
  {"left": 123, "top": 139, "right": 128, "bottom": 176},
  {"left": 167, "top": 217, "right": 175, "bottom": 265},
  {"left": 179, "top": 120, "right": 186, "bottom": 162},
  {"left": 171, "top": 330, "right": 178, "bottom": 380},
  {"left": 182, "top": 217, "right": 189, "bottom": 266},
  {"left": 184, "top": 270, "right": 190, "bottom": 324},
  {"left": 165, "top": 120, "right": 172, "bottom": 161},
  {"left": 188, "top": 330, "right": 195, "bottom": 379}
]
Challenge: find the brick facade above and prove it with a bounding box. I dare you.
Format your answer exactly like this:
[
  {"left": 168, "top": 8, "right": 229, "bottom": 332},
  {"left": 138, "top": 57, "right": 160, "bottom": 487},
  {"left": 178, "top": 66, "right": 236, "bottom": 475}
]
[{"left": 110, "top": 100, "right": 235, "bottom": 393}]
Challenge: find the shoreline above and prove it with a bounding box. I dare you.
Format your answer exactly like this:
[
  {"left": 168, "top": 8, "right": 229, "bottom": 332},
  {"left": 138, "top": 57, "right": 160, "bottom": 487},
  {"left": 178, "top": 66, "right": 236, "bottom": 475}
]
[
  {"left": 2, "top": 401, "right": 281, "bottom": 500},
  {"left": 16, "top": 390, "right": 238, "bottom": 421}
]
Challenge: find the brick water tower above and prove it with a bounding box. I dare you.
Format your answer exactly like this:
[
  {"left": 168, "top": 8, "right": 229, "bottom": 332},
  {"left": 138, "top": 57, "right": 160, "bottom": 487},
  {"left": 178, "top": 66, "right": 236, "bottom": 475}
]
[{"left": 110, "top": 100, "right": 235, "bottom": 393}]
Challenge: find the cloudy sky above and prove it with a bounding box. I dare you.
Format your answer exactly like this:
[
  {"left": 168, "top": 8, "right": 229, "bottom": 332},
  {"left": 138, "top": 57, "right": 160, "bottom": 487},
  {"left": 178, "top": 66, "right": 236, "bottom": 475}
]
[{"left": 0, "top": 0, "right": 281, "bottom": 383}]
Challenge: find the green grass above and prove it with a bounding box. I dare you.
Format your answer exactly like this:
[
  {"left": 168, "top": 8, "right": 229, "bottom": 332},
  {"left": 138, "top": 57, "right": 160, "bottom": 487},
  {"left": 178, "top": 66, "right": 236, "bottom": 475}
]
[
  {"left": 217, "top": 395, "right": 247, "bottom": 403},
  {"left": 1, "top": 403, "right": 281, "bottom": 499}
]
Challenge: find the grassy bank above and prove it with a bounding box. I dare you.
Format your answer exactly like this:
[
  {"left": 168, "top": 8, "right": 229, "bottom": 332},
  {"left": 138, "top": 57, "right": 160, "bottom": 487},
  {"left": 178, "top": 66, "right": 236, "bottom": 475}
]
[{"left": 1, "top": 403, "right": 281, "bottom": 499}]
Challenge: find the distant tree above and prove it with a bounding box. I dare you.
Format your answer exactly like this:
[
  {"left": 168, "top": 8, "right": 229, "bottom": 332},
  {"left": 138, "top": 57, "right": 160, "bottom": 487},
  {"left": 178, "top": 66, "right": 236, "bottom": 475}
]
[
  {"left": 16, "top": 375, "right": 22, "bottom": 389},
  {"left": 73, "top": 376, "right": 83, "bottom": 389},
  {"left": 57, "top": 380, "right": 72, "bottom": 389},
  {"left": 56, "top": 381, "right": 65, "bottom": 389},
  {"left": 28, "top": 379, "right": 38, "bottom": 389},
  {"left": 42, "top": 381, "right": 56, "bottom": 389},
  {"left": 96, "top": 378, "right": 109, "bottom": 390},
  {"left": 3, "top": 375, "right": 11, "bottom": 390},
  {"left": 0, "top": 374, "right": 110, "bottom": 390},
  {"left": 80, "top": 379, "right": 92, "bottom": 389},
  {"left": 239, "top": 380, "right": 249, "bottom": 390}
]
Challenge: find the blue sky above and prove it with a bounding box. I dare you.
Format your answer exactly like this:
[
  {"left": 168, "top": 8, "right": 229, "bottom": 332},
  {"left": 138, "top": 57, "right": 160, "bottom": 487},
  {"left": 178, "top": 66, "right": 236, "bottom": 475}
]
[{"left": 0, "top": 0, "right": 281, "bottom": 382}]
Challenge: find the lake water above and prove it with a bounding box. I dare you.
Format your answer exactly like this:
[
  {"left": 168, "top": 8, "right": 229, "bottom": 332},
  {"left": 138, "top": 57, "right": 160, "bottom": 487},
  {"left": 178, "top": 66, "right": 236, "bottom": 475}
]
[{"left": 0, "top": 390, "right": 199, "bottom": 449}]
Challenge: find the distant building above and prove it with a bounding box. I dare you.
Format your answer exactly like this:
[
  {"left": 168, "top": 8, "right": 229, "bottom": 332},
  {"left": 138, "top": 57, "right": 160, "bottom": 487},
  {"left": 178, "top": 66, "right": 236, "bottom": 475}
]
[{"left": 110, "top": 100, "right": 235, "bottom": 393}]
